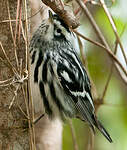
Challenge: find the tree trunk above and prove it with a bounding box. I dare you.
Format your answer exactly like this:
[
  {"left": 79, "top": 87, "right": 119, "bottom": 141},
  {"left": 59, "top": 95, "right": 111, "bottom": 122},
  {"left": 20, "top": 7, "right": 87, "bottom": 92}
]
[
  {"left": 0, "top": 0, "right": 29, "bottom": 149},
  {"left": 0, "top": 0, "right": 63, "bottom": 150}
]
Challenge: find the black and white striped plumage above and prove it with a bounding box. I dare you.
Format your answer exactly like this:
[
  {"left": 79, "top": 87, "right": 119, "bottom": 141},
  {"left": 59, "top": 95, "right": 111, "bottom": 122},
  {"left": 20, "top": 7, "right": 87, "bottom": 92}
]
[{"left": 29, "top": 12, "right": 112, "bottom": 143}]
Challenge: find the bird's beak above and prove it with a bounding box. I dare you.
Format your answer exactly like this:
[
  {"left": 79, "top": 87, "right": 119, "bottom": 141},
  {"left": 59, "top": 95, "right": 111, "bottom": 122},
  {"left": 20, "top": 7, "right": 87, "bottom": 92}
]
[{"left": 48, "top": 10, "right": 53, "bottom": 24}]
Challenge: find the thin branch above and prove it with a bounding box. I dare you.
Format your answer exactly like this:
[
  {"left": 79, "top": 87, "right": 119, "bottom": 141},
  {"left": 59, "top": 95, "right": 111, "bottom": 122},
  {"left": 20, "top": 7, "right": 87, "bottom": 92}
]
[
  {"left": 101, "top": 25, "right": 126, "bottom": 100},
  {"left": 9, "top": 84, "right": 20, "bottom": 109},
  {"left": 99, "top": 0, "right": 127, "bottom": 66},
  {"left": 73, "top": 30, "right": 127, "bottom": 79},
  {"left": 77, "top": 35, "right": 98, "bottom": 99},
  {"left": 18, "top": 0, "right": 22, "bottom": 42},
  {"left": 19, "top": 58, "right": 22, "bottom": 77},
  {"left": 24, "top": 0, "right": 28, "bottom": 71},
  {"left": 102, "top": 65, "right": 114, "bottom": 99},
  {"left": 0, "top": 7, "right": 44, "bottom": 24},
  {"left": 7, "top": 0, "right": 19, "bottom": 68},
  {"left": 22, "top": 84, "right": 34, "bottom": 150},
  {"left": 59, "top": 0, "right": 64, "bottom": 10},
  {"left": 17, "top": 100, "right": 29, "bottom": 120},
  {"left": 69, "top": 120, "right": 79, "bottom": 150},
  {"left": 87, "top": 129, "right": 94, "bottom": 150},
  {"left": 20, "top": 20, "right": 26, "bottom": 41},
  {"left": 76, "top": 0, "right": 110, "bottom": 49},
  {"left": 24, "top": 0, "right": 36, "bottom": 149},
  {"left": 0, "top": 75, "right": 27, "bottom": 87},
  {"left": 41, "top": 0, "right": 79, "bottom": 29},
  {"left": 0, "top": 78, "right": 13, "bottom": 84},
  {"left": 15, "top": 0, "right": 20, "bottom": 42},
  {"left": 77, "top": 35, "right": 86, "bottom": 66},
  {"left": 33, "top": 114, "right": 45, "bottom": 124},
  {"left": 75, "top": 0, "right": 127, "bottom": 86},
  {"left": 0, "top": 41, "right": 18, "bottom": 75},
  {"left": 0, "top": 83, "right": 12, "bottom": 87},
  {"left": 101, "top": 41, "right": 118, "bottom": 100},
  {"left": 0, "top": 19, "right": 17, "bottom": 23}
]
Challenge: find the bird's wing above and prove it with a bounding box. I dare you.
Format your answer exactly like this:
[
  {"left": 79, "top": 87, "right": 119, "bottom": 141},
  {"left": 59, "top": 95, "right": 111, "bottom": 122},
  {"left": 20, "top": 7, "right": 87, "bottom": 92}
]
[
  {"left": 54, "top": 49, "right": 112, "bottom": 143},
  {"left": 54, "top": 48, "right": 95, "bottom": 122}
]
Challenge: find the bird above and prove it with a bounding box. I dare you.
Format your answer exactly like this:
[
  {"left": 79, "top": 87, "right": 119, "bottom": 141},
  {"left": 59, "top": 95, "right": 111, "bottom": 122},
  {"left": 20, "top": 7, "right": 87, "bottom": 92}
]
[{"left": 29, "top": 10, "right": 112, "bottom": 143}]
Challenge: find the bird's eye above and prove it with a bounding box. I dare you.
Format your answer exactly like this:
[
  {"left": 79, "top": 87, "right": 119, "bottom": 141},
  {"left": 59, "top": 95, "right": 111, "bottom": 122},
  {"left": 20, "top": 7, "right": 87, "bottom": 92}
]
[
  {"left": 56, "top": 29, "right": 61, "bottom": 33},
  {"left": 54, "top": 28, "right": 62, "bottom": 37}
]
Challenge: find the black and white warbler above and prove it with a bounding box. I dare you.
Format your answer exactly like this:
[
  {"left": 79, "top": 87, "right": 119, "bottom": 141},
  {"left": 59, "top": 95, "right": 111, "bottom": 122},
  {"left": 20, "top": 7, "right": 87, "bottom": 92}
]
[{"left": 29, "top": 11, "right": 112, "bottom": 143}]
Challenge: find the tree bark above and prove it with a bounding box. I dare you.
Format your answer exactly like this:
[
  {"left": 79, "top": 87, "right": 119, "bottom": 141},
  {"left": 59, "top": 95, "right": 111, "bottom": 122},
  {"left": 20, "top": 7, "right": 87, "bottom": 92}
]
[
  {"left": 0, "top": 0, "right": 63, "bottom": 149},
  {"left": 0, "top": 0, "right": 29, "bottom": 149}
]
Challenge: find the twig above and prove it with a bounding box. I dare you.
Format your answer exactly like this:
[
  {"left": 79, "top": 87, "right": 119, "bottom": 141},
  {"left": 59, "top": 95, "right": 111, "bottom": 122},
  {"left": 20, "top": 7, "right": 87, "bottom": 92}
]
[
  {"left": 9, "top": 84, "right": 20, "bottom": 109},
  {"left": 24, "top": 0, "right": 29, "bottom": 71},
  {"left": 101, "top": 41, "right": 118, "bottom": 100},
  {"left": 20, "top": 21, "right": 26, "bottom": 41},
  {"left": 27, "top": 6, "right": 44, "bottom": 20},
  {"left": 0, "top": 78, "right": 13, "bottom": 84},
  {"left": 33, "top": 114, "right": 45, "bottom": 124},
  {"left": 102, "top": 66, "right": 114, "bottom": 99},
  {"left": 19, "top": 58, "right": 22, "bottom": 77},
  {"left": 22, "top": 84, "right": 33, "bottom": 150},
  {"left": 73, "top": 30, "right": 127, "bottom": 78},
  {"left": 0, "top": 74, "right": 27, "bottom": 87},
  {"left": 0, "top": 82, "right": 13, "bottom": 87},
  {"left": 76, "top": 0, "right": 110, "bottom": 49},
  {"left": 69, "top": 120, "right": 79, "bottom": 150},
  {"left": 77, "top": 35, "right": 86, "bottom": 66},
  {"left": 59, "top": 0, "right": 64, "bottom": 10},
  {"left": 0, "top": 41, "right": 18, "bottom": 75},
  {"left": 41, "top": 0, "right": 79, "bottom": 28},
  {"left": 15, "top": 0, "right": 20, "bottom": 42},
  {"left": 0, "top": 19, "right": 17, "bottom": 23},
  {"left": 77, "top": 34, "right": 98, "bottom": 99},
  {"left": 0, "top": 7, "right": 44, "bottom": 24},
  {"left": 17, "top": 101, "right": 29, "bottom": 120},
  {"left": 24, "top": 0, "right": 33, "bottom": 148},
  {"left": 101, "top": 25, "right": 126, "bottom": 100},
  {"left": 0, "top": 52, "right": 27, "bottom": 87},
  {"left": 24, "top": 0, "right": 36, "bottom": 149},
  {"left": 18, "top": 0, "right": 22, "bottom": 42},
  {"left": 87, "top": 128, "right": 94, "bottom": 150},
  {"left": 75, "top": 0, "right": 127, "bottom": 85},
  {"left": 7, "top": 0, "right": 19, "bottom": 68},
  {"left": 99, "top": 0, "right": 127, "bottom": 66}
]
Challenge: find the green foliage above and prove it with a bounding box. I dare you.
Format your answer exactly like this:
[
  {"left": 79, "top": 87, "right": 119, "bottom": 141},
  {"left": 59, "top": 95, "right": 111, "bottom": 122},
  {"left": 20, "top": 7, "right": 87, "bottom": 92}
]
[{"left": 63, "top": 0, "right": 127, "bottom": 150}]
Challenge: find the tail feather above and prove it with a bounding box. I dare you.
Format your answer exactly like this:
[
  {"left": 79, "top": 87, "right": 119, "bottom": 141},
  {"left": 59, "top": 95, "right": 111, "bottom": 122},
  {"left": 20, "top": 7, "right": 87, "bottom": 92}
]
[
  {"left": 93, "top": 116, "right": 113, "bottom": 143},
  {"left": 76, "top": 98, "right": 112, "bottom": 143}
]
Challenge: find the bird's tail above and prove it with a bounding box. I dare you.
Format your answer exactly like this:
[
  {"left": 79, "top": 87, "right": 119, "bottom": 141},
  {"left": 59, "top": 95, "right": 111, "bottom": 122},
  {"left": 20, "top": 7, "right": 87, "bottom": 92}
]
[{"left": 92, "top": 115, "right": 113, "bottom": 143}]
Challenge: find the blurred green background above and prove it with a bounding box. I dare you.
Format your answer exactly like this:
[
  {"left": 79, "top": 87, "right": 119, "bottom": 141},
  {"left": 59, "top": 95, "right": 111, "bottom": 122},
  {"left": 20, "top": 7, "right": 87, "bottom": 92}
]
[{"left": 63, "top": 0, "right": 127, "bottom": 150}]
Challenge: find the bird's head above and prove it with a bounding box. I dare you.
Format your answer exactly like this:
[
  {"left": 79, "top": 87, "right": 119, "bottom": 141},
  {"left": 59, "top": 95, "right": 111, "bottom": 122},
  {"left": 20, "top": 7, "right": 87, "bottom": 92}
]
[{"left": 43, "top": 11, "right": 72, "bottom": 42}]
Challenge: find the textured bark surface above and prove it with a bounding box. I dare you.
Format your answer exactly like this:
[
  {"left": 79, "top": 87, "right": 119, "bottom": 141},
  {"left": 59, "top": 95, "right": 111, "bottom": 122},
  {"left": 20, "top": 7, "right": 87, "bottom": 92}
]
[
  {"left": 0, "top": 0, "right": 63, "bottom": 149},
  {"left": 0, "top": 0, "right": 29, "bottom": 149}
]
